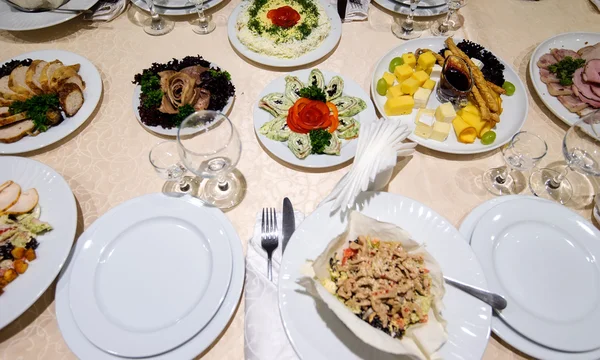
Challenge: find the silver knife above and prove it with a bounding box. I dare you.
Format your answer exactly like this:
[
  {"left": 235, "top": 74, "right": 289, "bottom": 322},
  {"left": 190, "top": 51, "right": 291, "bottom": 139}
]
[{"left": 282, "top": 197, "right": 295, "bottom": 253}]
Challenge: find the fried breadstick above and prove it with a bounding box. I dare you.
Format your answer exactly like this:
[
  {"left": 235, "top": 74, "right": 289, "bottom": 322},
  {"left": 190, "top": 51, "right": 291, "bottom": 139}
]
[
  {"left": 470, "top": 86, "right": 491, "bottom": 121},
  {"left": 445, "top": 38, "right": 499, "bottom": 113},
  {"left": 487, "top": 81, "right": 507, "bottom": 95},
  {"left": 490, "top": 113, "right": 501, "bottom": 123}
]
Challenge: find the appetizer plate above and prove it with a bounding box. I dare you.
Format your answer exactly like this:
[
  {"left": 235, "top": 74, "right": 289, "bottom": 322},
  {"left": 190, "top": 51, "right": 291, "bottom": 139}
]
[
  {"left": 372, "top": 0, "right": 448, "bottom": 16},
  {"left": 131, "top": 0, "right": 223, "bottom": 15},
  {"left": 459, "top": 195, "right": 600, "bottom": 360},
  {"left": 56, "top": 193, "right": 245, "bottom": 360},
  {"left": 227, "top": 0, "right": 342, "bottom": 68},
  {"left": 0, "top": 0, "right": 97, "bottom": 31},
  {"left": 0, "top": 50, "right": 102, "bottom": 154},
  {"left": 67, "top": 193, "right": 232, "bottom": 357},
  {"left": 0, "top": 157, "right": 77, "bottom": 330},
  {"left": 371, "top": 37, "right": 527, "bottom": 155},
  {"left": 529, "top": 32, "right": 600, "bottom": 126},
  {"left": 253, "top": 69, "right": 377, "bottom": 169},
  {"left": 279, "top": 192, "right": 491, "bottom": 360},
  {"left": 395, "top": 0, "right": 446, "bottom": 7},
  {"left": 471, "top": 198, "right": 600, "bottom": 353}
]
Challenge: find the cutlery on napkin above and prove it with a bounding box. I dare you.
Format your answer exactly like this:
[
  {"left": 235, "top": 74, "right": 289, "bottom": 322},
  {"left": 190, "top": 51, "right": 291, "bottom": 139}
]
[
  {"left": 331, "top": 0, "right": 369, "bottom": 21},
  {"left": 83, "top": 0, "right": 127, "bottom": 21}
]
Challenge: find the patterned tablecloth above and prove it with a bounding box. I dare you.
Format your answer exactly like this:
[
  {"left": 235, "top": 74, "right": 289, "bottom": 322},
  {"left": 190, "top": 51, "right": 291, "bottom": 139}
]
[{"left": 1, "top": 0, "right": 599, "bottom": 358}]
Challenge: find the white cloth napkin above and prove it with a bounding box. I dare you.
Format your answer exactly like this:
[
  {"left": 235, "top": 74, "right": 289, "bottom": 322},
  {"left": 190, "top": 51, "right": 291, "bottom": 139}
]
[
  {"left": 320, "top": 119, "right": 416, "bottom": 212},
  {"left": 331, "top": 0, "right": 369, "bottom": 21},
  {"left": 83, "top": 0, "right": 127, "bottom": 21},
  {"left": 244, "top": 211, "right": 304, "bottom": 360}
]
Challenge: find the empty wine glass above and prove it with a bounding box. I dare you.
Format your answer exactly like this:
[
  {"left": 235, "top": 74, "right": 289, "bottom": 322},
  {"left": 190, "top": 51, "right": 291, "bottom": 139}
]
[
  {"left": 430, "top": 0, "right": 466, "bottom": 36},
  {"left": 392, "top": 0, "right": 422, "bottom": 40},
  {"left": 149, "top": 141, "right": 200, "bottom": 196},
  {"left": 529, "top": 117, "right": 600, "bottom": 205},
  {"left": 189, "top": 0, "right": 215, "bottom": 35},
  {"left": 177, "top": 111, "right": 246, "bottom": 209},
  {"left": 482, "top": 131, "right": 548, "bottom": 196},
  {"left": 143, "top": 0, "right": 174, "bottom": 36}
]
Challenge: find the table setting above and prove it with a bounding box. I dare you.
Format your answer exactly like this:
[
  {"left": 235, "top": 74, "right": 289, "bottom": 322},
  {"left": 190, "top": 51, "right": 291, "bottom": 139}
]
[{"left": 1, "top": 0, "right": 600, "bottom": 359}]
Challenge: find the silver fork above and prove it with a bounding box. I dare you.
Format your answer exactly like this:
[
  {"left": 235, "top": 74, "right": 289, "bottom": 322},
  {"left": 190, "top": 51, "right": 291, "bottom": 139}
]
[{"left": 261, "top": 208, "right": 279, "bottom": 281}]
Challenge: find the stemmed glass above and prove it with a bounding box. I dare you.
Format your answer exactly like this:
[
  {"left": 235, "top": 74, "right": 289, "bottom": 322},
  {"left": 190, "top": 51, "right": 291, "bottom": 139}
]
[
  {"left": 143, "top": 0, "right": 174, "bottom": 36},
  {"left": 392, "top": 0, "right": 422, "bottom": 40},
  {"left": 482, "top": 131, "right": 548, "bottom": 196},
  {"left": 529, "top": 116, "right": 600, "bottom": 205},
  {"left": 430, "top": 0, "right": 466, "bottom": 37},
  {"left": 189, "top": 0, "right": 215, "bottom": 35},
  {"left": 177, "top": 111, "right": 246, "bottom": 209},
  {"left": 149, "top": 141, "right": 200, "bottom": 196}
]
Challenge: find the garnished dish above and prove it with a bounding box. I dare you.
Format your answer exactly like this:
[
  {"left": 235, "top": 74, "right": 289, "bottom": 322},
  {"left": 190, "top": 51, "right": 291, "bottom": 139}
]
[
  {"left": 0, "top": 180, "right": 52, "bottom": 296},
  {"left": 258, "top": 68, "right": 366, "bottom": 160},
  {"left": 0, "top": 58, "right": 85, "bottom": 144},
  {"left": 132, "top": 56, "right": 235, "bottom": 135}
]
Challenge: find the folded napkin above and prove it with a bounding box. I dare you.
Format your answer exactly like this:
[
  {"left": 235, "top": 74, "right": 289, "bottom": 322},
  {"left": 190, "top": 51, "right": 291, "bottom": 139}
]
[
  {"left": 320, "top": 119, "right": 416, "bottom": 212},
  {"left": 83, "top": 0, "right": 127, "bottom": 21},
  {"left": 330, "top": 0, "right": 369, "bottom": 21},
  {"left": 244, "top": 211, "right": 304, "bottom": 360}
]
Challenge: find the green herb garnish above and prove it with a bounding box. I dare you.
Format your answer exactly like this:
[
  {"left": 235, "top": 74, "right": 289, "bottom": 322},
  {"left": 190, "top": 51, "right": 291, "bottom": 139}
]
[
  {"left": 548, "top": 56, "right": 586, "bottom": 86},
  {"left": 208, "top": 69, "right": 232, "bottom": 81},
  {"left": 246, "top": 0, "right": 319, "bottom": 41},
  {"left": 299, "top": 85, "right": 327, "bottom": 102},
  {"left": 9, "top": 94, "right": 60, "bottom": 132},
  {"left": 173, "top": 104, "right": 195, "bottom": 126},
  {"left": 143, "top": 89, "right": 163, "bottom": 109},
  {"left": 309, "top": 129, "right": 332, "bottom": 154},
  {"left": 140, "top": 72, "right": 160, "bottom": 93}
]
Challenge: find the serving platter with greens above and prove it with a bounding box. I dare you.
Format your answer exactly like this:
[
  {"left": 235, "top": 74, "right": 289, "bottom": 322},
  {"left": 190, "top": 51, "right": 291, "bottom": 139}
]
[
  {"left": 253, "top": 69, "right": 376, "bottom": 168},
  {"left": 132, "top": 56, "right": 235, "bottom": 137}
]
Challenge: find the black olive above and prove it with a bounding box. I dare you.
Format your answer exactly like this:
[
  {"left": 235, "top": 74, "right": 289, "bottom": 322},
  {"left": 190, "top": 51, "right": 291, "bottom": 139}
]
[
  {"left": 25, "top": 238, "right": 39, "bottom": 250},
  {"left": 8, "top": 214, "right": 18, "bottom": 222},
  {"left": 0, "top": 243, "right": 15, "bottom": 260}
]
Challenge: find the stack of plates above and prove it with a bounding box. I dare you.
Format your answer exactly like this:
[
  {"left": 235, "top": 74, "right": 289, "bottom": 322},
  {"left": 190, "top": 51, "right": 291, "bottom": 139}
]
[
  {"left": 55, "top": 193, "right": 245, "bottom": 359},
  {"left": 460, "top": 195, "right": 600, "bottom": 360},
  {"left": 131, "top": 0, "right": 225, "bottom": 16},
  {"left": 373, "top": 0, "right": 449, "bottom": 16}
]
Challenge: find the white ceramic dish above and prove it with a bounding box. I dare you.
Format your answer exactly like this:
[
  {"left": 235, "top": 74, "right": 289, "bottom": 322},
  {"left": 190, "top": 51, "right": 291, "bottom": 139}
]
[
  {"left": 67, "top": 193, "right": 232, "bottom": 357},
  {"left": 56, "top": 193, "right": 245, "bottom": 359},
  {"left": 395, "top": 0, "right": 446, "bottom": 7},
  {"left": 459, "top": 195, "right": 600, "bottom": 360},
  {"left": 279, "top": 191, "right": 491, "bottom": 360},
  {"left": 471, "top": 197, "right": 600, "bottom": 352},
  {"left": 371, "top": 37, "right": 528, "bottom": 155},
  {"left": 0, "top": 50, "right": 102, "bottom": 154},
  {"left": 227, "top": 0, "right": 342, "bottom": 68},
  {"left": 0, "top": 0, "right": 97, "bottom": 31},
  {"left": 131, "top": 0, "right": 223, "bottom": 15},
  {"left": 253, "top": 69, "right": 377, "bottom": 169},
  {"left": 0, "top": 156, "right": 77, "bottom": 330},
  {"left": 372, "top": 0, "right": 447, "bottom": 16},
  {"left": 528, "top": 32, "right": 600, "bottom": 127}
]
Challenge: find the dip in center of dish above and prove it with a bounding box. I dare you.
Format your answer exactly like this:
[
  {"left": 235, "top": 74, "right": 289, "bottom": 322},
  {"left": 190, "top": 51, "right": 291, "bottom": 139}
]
[{"left": 267, "top": 6, "right": 300, "bottom": 28}]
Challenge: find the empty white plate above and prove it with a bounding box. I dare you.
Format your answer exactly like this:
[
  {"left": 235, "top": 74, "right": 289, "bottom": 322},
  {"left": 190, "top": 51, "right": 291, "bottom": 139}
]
[
  {"left": 68, "top": 194, "right": 232, "bottom": 358},
  {"left": 471, "top": 198, "right": 600, "bottom": 352}
]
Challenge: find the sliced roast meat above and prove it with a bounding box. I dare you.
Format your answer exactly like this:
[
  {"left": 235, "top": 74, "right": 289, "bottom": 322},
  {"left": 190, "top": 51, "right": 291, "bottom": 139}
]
[
  {"left": 40, "top": 60, "right": 64, "bottom": 93},
  {"left": 0, "top": 119, "right": 35, "bottom": 144},
  {"left": 25, "top": 60, "right": 46, "bottom": 95},
  {"left": 573, "top": 84, "right": 600, "bottom": 108},
  {"left": 8, "top": 66, "right": 35, "bottom": 96},
  {"left": 158, "top": 70, "right": 176, "bottom": 92},
  {"left": 573, "top": 68, "right": 600, "bottom": 103},
  {"left": 557, "top": 95, "right": 588, "bottom": 113},
  {"left": 166, "top": 73, "right": 196, "bottom": 108},
  {"left": 579, "top": 43, "right": 600, "bottom": 62},
  {"left": 158, "top": 96, "right": 178, "bottom": 114},
  {"left": 578, "top": 106, "right": 598, "bottom": 117},
  {"left": 0, "top": 113, "right": 28, "bottom": 127},
  {"left": 537, "top": 53, "right": 558, "bottom": 69},
  {"left": 0, "top": 98, "right": 12, "bottom": 106},
  {"left": 180, "top": 66, "right": 208, "bottom": 86},
  {"left": 583, "top": 59, "right": 600, "bottom": 84},
  {"left": 0, "top": 76, "right": 27, "bottom": 101},
  {"left": 592, "top": 86, "right": 600, "bottom": 98},
  {"left": 58, "top": 83, "right": 84, "bottom": 117},
  {"left": 0, "top": 107, "right": 8, "bottom": 118},
  {"left": 551, "top": 48, "right": 581, "bottom": 62},
  {"left": 193, "top": 88, "right": 211, "bottom": 111},
  {"left": 540, "top": 68, "right": 560, "bottom": 84},
  {"left": 547, "top": 82, "right": 573, "bottom": 96}
]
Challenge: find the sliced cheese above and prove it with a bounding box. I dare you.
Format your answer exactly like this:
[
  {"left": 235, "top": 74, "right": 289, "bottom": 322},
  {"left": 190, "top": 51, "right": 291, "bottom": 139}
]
[
  {"left": 452, "top": 115, "right": 477, "bottom": 143},
  {"left": 458, "top": 110, "right": 492, "bottom": 138}
]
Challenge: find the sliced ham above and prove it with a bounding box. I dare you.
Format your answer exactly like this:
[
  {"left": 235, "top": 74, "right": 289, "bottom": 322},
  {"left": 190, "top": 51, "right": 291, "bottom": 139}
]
[
  {"left": 583, "top": 59, "right": 600, "bottom": 84},
  {"left": 573, "top": 84, "right": 600, "bottom": 108},
  {"left": 557, "top": 95, "right": 588, "bottom": 113},
  {"left": 593, "top": 86, "right": 600, "bottom": 98},
  {"left": 573, "top": 68, "right": 600, "bottom": 104},
  {"left": 540, "top": 68, "right": 560, "bottom": 84},
  {"left": 551, "top": 48, "right": 581, "bottom": 62},
  {"left": 179, "top": 66, "right": 208, "bottom": 86},
  {"left": 547, "top": 82, "right": 573, "bottom": 96},
  {"left": 578, "top": 42, "right": 600, "bottom": 62},
  {"left": 537, "top": 53, "right": 557, "bottom": 69}
]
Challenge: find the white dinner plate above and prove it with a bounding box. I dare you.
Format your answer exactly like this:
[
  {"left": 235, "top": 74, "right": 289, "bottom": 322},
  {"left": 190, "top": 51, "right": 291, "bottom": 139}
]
[
  {"left": 0, "top": 50, "right": 102, "bottom": 154},
  {"left": 394, "top": 0, "right": 446, "bottom": 7},
  {"left": 0, "top": 156, "right": 77, "bottom": 330},
  {"left": 67, "top": 194, "right": 233, "bottom": 358},
  {"left": 459, "top": 195, "right": 600, "bottom": 360},
  {"left": 372, "top": 0, "right": 448, "bottom": 16},
  {"left": 528, "top": 32, "right": 600, "bottom": 127},
  {"left": 253, "top": 69, "right": 377, "bottom": 169},
  {"left": 471, "top": 198, "right": 600, "bottom": 352},
  {"left": 0, "top": 0, "right": 97, "bottom": 31},
  {"left": 279, "top": 191, "right": 491, "bottom": 360},
  {"left": 56, "top": 193, "right": 245, "bottom": 360},
  {"left": 371, "top": 37, "right": 527, "bottom": 155},
  {"left": 227, "top": 0, "right": 342, "bottom": 68},
  {"left": 131, "top": 0, "right": 223, "bottom": 15}
]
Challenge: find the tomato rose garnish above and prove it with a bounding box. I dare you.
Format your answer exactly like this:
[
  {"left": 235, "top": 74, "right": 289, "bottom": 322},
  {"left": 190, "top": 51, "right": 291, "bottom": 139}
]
[
  {"left": 267, "top": 6, "right": 301, "bottom": 28},
  {"left": 286, "top": 98, "right": 339, "bottom": 134}
]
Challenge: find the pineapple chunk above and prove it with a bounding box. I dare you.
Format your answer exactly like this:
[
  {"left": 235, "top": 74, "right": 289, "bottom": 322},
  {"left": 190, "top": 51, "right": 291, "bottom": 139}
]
[
  {"left": 402, "top": 53, "right": 417, "bottom": 68},
  {"left": 384, "top": 96, "right": 414, "bottom": 116},
  {"left": 386, "top": 84, "right": 404, "bottom": 99},
  {"left": 411, "top": 70, "right": 429, "bottom": 86},
  {"left": 394, "top": 64, "right": 413, "bottom": 82},
  {"left": 382, "top": 72, "right": 396, "bottom": 87},
  {"left": 401, "top": 78, "right": 420, "bottom": 96},
  {"left": 422, "top": 79, "right": 436, "bottom": 90}
]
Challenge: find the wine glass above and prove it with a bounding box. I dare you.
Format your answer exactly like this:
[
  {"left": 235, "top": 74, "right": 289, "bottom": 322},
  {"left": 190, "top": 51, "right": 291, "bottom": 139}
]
[
  {"left": 529, "top": 116, "right": 600, "bottom": 205},
  {"left": 392, "top": 0, "right": 422, "bottom": 40},
  {"left": 189, "top": 0, "right": 215, "bottom": 35},
  {"left": 177, "top": 111, "right": 246, "bottom": 209},
  {"left": 482, "top": 131, "right": 548, "bottom": 196},
  {"left": 430, "top": 0, "right": 466, "bottom": 37},
  {"left": 143, "top": 0, "right": 174, "bottom": 36},
  {"left": 149, "top": 141, "right": 200, "bottom": 196}
]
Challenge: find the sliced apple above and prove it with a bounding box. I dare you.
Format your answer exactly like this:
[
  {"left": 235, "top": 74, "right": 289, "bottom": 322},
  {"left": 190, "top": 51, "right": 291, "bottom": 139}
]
[
  {"left": 0, "top": 182, "right": 21, "bottom": 212},
  {"left": 5, "top": 189, "right": 39, "bottom": 215}
]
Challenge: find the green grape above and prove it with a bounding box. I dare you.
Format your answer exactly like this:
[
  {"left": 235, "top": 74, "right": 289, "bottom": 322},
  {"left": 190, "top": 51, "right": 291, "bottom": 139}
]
[
  {"left": 502, "top": 81, "right": 515, "bottom": 96},
  {"left": 376, "top": 78, "right": 389, "bottom": 96},
  {"left": 481, "top": 131, "right": 496, "bottom": 145},
  {"left": 388, "top": 57, "right": 404, "bottom": 73}
]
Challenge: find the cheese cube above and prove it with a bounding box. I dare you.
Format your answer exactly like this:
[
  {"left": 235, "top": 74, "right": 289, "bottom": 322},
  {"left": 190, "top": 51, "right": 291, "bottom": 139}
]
[
  {"left": 402, "top": 53, "right": 417, "bottom": 68},
  {"left": 430, "top": 121, "right": 451, "bottom": 142},
  {"left": 435, "top": 102, "right": 457, "bottom": 123},
  {"left": 430, "top": 64, "right": 442, "bottom": 78},
  {"left": 425, "top": 67, "right": 433, "bottom": 75},
  {"left": 414, "top": 123, "right": 433, "bottom": 139},
  {"left": 417, "top": 52, "right": 436, "bottom": 70},
  {"left": 422, "top": 79, "right": 436, "bottom": 90},
  {"left": 471, "top": 57, "right": 484, "bottom": 70},
  {"left": 401, "top": 78, "right": 420, "bottom": 96},
  {"left": 382, "top": 72, "right": 396, "bottom": 87},
  {"left": 386, "top": 84, "right": 404, "bottom": 99},
  {"left": 415, "top": 109, "right": 435, "bottom": 126},
  {"left": 411, "top": 70, "right": 430, "bottom": 86},
  {"left": 384, "top": 96, "right": 414, "bottom": 116},
  {"left": 413, "top": 88, "right": 432, "bottom": 108},
  {"left": 394, "top": 64, "right": 413, "bottom": 82}
]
